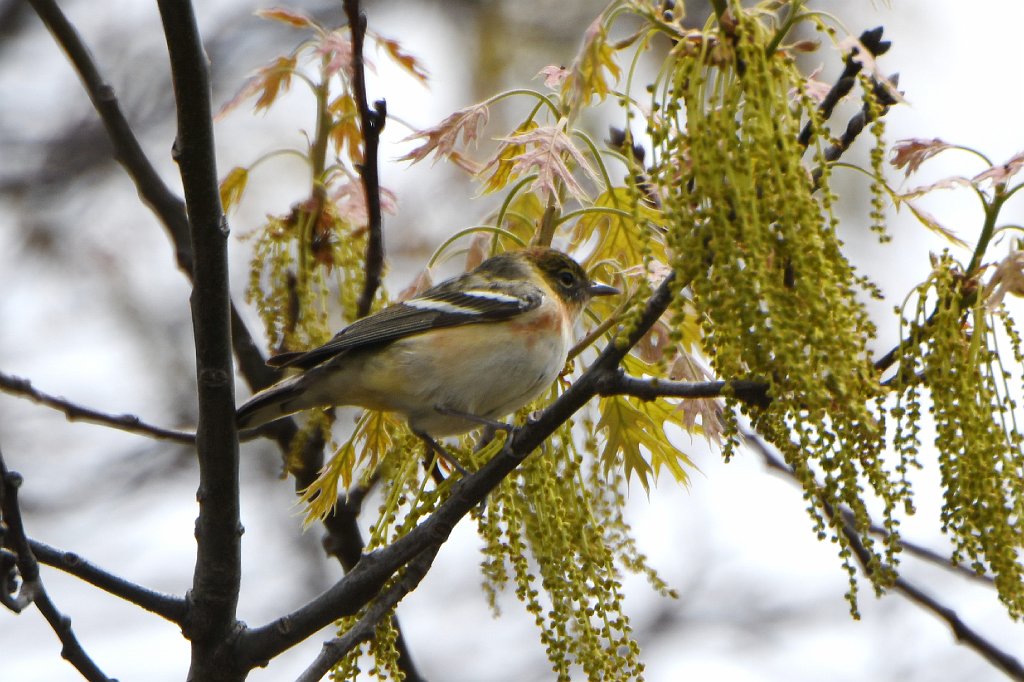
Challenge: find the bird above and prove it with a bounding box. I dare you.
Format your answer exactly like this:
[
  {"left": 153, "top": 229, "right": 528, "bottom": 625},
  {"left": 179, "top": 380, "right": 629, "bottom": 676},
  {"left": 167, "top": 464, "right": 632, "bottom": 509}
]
[{"left": 236, "top": 247, "right": 618, "bottom": 456}]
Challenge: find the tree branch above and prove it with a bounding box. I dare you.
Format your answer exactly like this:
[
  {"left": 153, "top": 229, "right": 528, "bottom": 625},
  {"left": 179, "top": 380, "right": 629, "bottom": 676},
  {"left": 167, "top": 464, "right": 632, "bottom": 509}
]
[
  {"left": 596, "top": 372, "right": 770, "bottom": 408},
  {"left": 798, "top": 26, "right": 891, "bottom": 148},
  {"left": 155, "top": 3, "right": 242, "bottom": 680},
  {"left": 891, "top": 575, "right": 1024, "bottom": 680},
  {"left": 295, "top": 541, "right": 441, "bottom": 682},
  {"left": 28, "top": 538, "right": 187, "bottom": 624},
  {"left": 1, "top": 450, "right": 114, "bottom": 682},
  {"left": 343, "top": 0, "right": 386, "bottom": 318},
  {"left": 26, "top": 0, "right": 190, "bottom": 270},
  {"left": 0, "top": 372, "right": 196, "bottom": 445},
  {"left": 742, "top": 430, "right": 1024, "bottom": 681},
  {"left": 861, "top": 522, "right": 996, "bottom": 587}
]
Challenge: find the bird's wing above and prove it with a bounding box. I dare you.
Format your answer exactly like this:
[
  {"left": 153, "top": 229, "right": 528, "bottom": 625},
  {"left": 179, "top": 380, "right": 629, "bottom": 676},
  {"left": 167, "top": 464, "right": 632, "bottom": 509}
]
[{"left": 267, "top": 276, "right": 544, "bottom": 370}]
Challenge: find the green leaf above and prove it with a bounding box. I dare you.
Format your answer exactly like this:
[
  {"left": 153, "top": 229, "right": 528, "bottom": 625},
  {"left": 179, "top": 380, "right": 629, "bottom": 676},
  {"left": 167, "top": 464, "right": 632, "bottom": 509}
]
[{"left": 597, "top": 395, "right": 693, "bottom": 493}]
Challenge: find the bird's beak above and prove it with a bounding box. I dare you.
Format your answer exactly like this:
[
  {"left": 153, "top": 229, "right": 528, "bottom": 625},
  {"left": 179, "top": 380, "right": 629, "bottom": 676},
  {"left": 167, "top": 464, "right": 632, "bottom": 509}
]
[{"left": 588, "top": 282, "right": 619, "bottom": 297}]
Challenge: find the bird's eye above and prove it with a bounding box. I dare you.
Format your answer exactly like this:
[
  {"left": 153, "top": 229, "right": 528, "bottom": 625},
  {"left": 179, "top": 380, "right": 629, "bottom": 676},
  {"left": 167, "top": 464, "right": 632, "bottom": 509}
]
[{"left": 557, "top": 270, "right": 577, "bottom": 288}]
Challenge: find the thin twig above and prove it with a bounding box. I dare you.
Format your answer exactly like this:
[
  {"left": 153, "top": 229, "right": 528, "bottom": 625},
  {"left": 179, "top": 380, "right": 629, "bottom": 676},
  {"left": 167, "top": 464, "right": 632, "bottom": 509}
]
[
  {"left": 742, "top": 430, "right": 1024, "bottom": 680},
  {"left": 295, "top": 541, "right": 441, "bottom": 682},
  {"left": 596, "top": 372, "right": 770, "bottom": 408},
  {"left": 798, "top": 26, "right": 891, "bottom": 149},
  {"left": 26, "top": 0, "right": 190, "bottom": 268},
  {"left": 28, "top": 539, "right": 188, "bottom": 624},
  {"left": 893, "top": 576, "right": 1024, "bottom": 680},
  {"left": 798, "top": 26, "right": 900, "bottom": 189},
  {"left": 1, "top": 450, "right": 114, "bottom": 682},
  {"left": 861, "top": 522, "right": 995, "bottom": 587},
  {"left": 344, "top": 0, "right": 386, "bottom": 318},
  {"left": 0, "top": 372, "right": 196, "bottom": 445},
  {"left": 331, "top": 7, "right": 422, "bottom": 673}
]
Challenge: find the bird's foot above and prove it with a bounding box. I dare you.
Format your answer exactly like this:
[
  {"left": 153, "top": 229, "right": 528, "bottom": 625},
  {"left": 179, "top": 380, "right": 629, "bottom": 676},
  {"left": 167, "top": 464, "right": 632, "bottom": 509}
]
[{"left": 414, "top": 431, "right": 469, "bottom": 478}]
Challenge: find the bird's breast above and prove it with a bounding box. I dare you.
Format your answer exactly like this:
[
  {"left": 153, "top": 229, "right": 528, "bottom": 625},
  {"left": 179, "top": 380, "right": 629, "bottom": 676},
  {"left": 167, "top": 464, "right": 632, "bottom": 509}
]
[{"left": 348, "top": 301, "right": 572, "bottom": 436}]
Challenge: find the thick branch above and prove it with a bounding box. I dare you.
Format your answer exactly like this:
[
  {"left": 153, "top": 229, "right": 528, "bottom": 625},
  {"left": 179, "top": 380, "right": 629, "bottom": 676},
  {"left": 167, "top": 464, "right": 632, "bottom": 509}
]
[
  {"left": 0, "top": 372, "right": 195, "bottom": 445},
  {"left": 28, "top": 539, "right": 187, "bottom": 624},
  {"left": 1, "top": 451, "right": 113, "bottom": 682},
  {"left": 155, "top": 4, "right": 241, "bottom": 681},
  {"left": 343, "top": 0, "right": 386, "bottom": 318},
  {"left": 28, "top": 2, "right": 411, "bottom": 678},
  {"left": 295, "top": 541, "right": 441, "bottom": 682}
]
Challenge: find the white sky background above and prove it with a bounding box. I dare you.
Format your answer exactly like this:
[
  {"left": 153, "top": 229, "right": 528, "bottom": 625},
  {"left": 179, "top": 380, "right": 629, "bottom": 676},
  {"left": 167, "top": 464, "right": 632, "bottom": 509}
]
[{"left": 1, "top": 1, "right": 1023, "bottom": 680}]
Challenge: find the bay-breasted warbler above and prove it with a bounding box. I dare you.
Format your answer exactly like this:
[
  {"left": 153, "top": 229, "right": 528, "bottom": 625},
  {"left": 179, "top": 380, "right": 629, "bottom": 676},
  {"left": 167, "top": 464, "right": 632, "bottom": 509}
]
[{"left": 236, "top": 247, "right": 618, "bottom": 443}]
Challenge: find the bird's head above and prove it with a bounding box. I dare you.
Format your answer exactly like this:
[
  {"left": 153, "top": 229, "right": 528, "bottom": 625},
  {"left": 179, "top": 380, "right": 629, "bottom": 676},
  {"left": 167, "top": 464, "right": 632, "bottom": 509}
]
[{"left": 522, "top": 247, "right": 619, "bottom": 310}]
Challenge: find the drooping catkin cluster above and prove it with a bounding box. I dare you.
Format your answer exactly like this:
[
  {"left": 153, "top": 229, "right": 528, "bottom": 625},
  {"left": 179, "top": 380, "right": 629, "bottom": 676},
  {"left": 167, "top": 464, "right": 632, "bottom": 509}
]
[
  {"left": 246, "top": 196, "right": 369, "bottom": 360},
  {"left": 649, "top": 5, "right": 903, "bottom": 610},
  {"left": 892, "top": 253, "right": 1024, "bottom": 618}
]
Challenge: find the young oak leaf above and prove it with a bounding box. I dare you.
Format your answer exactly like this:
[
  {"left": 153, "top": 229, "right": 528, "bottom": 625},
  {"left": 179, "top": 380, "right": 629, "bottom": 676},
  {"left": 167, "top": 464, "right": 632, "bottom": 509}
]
[
  {"left": 985, "top": 248, "right": 1024, "bottom": 308},
  {"left": 375, "top": 35, "right": 429, "bottom": 83},
  {"left": 255, "top": 7, "right": 320, "bottom": 30},
  {"left": 572, "top": 188, "right": 663, "bottom": 264},
  {"left": 328, "top": 93, "right": 361, "bottom": 161},
  {"left": 355, "top": 410, "right": 398, "bottom": 476},
  {"left": 538, "top": 64, "right": 570, "bottom": 90},
  {"left": 597, "top": 395, "right": 692, "bottom": 494},
  {"left": 217, "top": 55, "right": 298, "bottom": 118},
  {"left": 399, "top": 104, "right": 490, "bottom": 166},
  {"left": 315, "top": 29, "right": 355, "bottom": 81},
  {"left": 666, "top": 351, "right": 725, "bottom": 446},
  {"left": 972, "top": 150, "right": 1024, "bottom": 188},
  {"left": 890, "top": 138, "right": 954, "bottom": 177},
  {"left": 637, "top": 397, "right": 698, "bottom": 479},
  {"left": 566, "top": 16, "right": 621, "bottom": 107},
  {"left": 487, "top": 123, "right": 598, "bottom": 205},
  {"left": 891, "top": 194, "right": 969, "bottom": 248},
  {"left": 598, "top": 395, "right": 654, "bottom": 492},
  {"left": 331, "top": 178, "right": 397, "bottom": 226},
  {"left": 479, "top": 121, "right": 533, "bottom": 195},
  {"left": 791, "top": 65, "right": 832, "bottom": 105}
]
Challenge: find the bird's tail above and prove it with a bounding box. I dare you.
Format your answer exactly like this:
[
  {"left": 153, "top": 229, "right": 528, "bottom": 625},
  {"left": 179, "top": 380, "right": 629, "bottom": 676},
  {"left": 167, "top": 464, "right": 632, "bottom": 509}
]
[{"left": 236, "top": 375, "right": 309, "bottom": 429}]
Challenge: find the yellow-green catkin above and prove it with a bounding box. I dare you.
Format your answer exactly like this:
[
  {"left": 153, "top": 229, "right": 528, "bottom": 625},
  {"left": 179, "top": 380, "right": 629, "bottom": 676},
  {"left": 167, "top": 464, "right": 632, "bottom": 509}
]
[
  {"left": 474, "top": 410, "right": 655, "bottom": 680},
  {"left": 894, "top": 255, "right": 1024, "bottom": 618},
  {"left": 246, "top": 197, "right": 369, "bottom": 357},
  {"left": 650, "top": 3, "right": 903, "bottom": 611}
]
